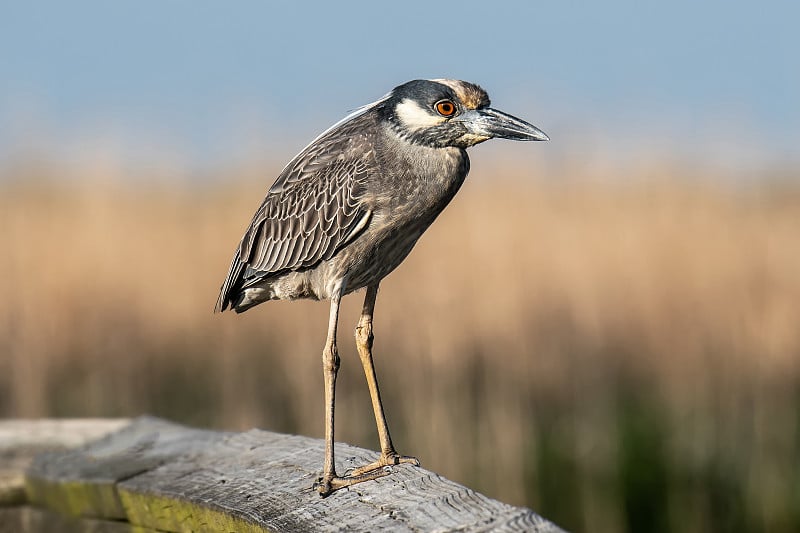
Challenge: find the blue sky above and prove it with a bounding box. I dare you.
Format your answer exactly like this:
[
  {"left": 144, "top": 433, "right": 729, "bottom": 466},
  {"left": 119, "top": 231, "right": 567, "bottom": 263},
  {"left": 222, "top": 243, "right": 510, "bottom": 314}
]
[{"left": 2, "top": 1, "right": 798, "bottom": 173}]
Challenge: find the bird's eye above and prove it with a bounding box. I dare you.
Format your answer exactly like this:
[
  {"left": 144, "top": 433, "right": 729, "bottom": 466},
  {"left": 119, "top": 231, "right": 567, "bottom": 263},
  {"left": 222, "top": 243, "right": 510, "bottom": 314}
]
[{"left": 435, "top": 100, "right": 457, "bottom": 117}]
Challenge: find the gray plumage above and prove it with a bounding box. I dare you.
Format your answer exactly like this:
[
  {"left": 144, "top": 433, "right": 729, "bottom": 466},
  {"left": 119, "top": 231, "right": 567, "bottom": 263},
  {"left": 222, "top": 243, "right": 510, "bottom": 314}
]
[{"left": 215, "top": 79, "right": 548, "bottom": 496}]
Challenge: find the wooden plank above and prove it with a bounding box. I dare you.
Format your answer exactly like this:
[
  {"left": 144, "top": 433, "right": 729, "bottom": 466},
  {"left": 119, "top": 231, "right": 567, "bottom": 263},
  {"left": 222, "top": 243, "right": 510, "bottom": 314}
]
[
  {"left": 120, "top": 429, "right": 564, "bottom": 532},
  {"left": 0, "top": 418, "right": 129, "bottom": 507},
  {"left": 13, "top": 417, "right": 565, "bottom": 532},
  {"left": 25, "top": 416, "right": 227, "bottom": 520}
]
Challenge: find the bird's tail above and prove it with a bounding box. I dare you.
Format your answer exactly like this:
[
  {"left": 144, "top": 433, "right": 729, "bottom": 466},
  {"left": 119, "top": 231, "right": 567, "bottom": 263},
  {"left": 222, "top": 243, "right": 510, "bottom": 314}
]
[{"left": 214, "top": 251, "right": 246, "bottom": 313}]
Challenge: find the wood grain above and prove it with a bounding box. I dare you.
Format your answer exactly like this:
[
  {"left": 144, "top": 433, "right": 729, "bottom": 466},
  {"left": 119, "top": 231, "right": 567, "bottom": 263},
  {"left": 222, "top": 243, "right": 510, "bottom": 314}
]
[{"left": 2, "top": 417, "right": 566, "bottom": 532}]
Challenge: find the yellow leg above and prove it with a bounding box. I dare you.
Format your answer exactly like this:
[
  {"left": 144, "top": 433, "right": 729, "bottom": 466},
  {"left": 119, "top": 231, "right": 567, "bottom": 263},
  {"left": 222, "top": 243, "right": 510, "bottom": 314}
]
[
  {"left": 349, "top": 284, "right": 419, "bottom": 477},
  {"left": 315, "top": 285, "right": 391, "bottom": 496}
]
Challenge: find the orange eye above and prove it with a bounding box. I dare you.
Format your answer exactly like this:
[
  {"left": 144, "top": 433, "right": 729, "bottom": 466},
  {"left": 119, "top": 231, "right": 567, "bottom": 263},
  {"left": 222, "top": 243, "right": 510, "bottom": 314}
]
[{"left": 435, "top": 100, "right": 457, "bottom": 117}]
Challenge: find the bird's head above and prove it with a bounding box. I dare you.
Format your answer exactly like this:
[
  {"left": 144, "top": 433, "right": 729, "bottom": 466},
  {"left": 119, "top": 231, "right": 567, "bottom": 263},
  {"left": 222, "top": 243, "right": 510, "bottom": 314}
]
[{"left": 379, "top": 79, "right": 549, "bottom": 149}]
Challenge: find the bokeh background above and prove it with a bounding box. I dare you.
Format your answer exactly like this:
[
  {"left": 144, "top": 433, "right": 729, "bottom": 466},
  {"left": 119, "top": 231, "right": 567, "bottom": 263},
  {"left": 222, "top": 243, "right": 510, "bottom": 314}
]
[{"left": 2, "top": 2, "right": 799, "bottom": 532}]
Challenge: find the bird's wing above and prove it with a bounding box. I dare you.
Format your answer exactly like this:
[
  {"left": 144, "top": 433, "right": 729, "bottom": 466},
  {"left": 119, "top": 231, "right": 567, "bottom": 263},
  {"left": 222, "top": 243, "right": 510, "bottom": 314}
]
[{"left": 215, "top": 114, "right": 379, "bottom": 312}]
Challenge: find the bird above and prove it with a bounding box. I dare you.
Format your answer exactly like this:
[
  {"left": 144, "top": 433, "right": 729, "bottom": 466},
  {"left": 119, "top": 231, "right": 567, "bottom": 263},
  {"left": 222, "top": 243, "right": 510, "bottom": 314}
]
[{"left": 216, "top": 79, "right": 548, "bottom": 496}]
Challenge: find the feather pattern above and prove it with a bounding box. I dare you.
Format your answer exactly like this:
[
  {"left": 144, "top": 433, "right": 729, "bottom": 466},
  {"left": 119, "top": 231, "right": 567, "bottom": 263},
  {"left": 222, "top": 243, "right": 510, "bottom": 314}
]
[{"left": 215, "top": 104, "right": 384, "bottom": 312}]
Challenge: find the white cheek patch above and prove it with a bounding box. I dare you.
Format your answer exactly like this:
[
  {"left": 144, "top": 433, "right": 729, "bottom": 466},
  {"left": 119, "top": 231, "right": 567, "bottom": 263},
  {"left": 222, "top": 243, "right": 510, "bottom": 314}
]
[{"left": 395, "top": 99, "right": 445, "bottom": 130}]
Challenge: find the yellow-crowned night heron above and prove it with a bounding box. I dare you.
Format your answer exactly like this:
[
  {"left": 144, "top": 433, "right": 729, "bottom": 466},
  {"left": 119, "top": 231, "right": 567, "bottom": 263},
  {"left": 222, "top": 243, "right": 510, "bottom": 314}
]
[{"left": 216, "top": 79, "right": 548, "bottom": 496}]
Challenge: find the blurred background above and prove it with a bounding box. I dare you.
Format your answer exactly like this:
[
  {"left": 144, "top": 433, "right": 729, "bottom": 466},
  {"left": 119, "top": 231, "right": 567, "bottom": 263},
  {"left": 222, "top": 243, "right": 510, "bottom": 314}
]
[{"left": 1, "top": 2, "right": 799, "bottom": 532}]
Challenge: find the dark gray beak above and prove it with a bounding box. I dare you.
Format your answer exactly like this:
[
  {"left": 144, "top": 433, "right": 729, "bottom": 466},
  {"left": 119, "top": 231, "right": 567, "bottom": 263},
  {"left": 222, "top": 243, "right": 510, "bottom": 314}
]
[{"left": 464, "top": 107, "right": 549, "bottom": 141}]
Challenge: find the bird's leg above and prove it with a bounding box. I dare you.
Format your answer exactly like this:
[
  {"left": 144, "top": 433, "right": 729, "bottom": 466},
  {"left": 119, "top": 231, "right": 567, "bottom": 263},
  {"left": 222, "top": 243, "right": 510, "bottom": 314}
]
[
  {"left": 318, "top": 290, "right": 341, "bottom": 493},
  {"left": 349, "top": 284, "right": 419, "bottom": 477},
  {"left": 315, "top": 287, "right": 390, "bottom": 497}
]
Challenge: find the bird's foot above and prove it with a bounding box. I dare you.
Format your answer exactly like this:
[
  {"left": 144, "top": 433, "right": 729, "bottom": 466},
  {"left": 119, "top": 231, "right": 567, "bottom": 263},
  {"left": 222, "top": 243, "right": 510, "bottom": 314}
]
[
  {"left": 313, "top": 452, "right": 420, "bottom": 496},
  {"left": 347, "top": 451, "right": 420, "bottom": 477},
  {"left": 314, "top": 469, "right": 390, "bottom": 497}
]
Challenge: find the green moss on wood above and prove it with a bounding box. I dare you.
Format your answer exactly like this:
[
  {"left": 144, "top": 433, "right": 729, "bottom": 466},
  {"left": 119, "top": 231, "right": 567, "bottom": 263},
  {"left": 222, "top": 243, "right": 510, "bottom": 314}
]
[
  {"left": 119, "top": 489, "right": 271, "bottom": 533},
  {"left": 25, "top": 476, "right": 125, "bottom": 520}
]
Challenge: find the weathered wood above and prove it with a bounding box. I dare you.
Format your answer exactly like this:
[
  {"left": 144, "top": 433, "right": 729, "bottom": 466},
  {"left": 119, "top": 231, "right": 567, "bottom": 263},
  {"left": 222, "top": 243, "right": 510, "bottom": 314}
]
[
  {"left": 0, "top": 418, "right": 129, "bottom": 507},
  {"left": 4, "top": 417, "right": 566, "bottom": 532},
  {"left": 25, "top": 416, "right": 227, "bottom": 520}
]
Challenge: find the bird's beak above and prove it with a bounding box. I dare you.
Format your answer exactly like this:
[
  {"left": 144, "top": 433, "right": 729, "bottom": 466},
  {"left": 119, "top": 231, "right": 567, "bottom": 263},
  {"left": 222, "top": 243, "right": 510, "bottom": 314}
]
[{"left": 463, "top": 107, "right": 549, "bottom": 142}]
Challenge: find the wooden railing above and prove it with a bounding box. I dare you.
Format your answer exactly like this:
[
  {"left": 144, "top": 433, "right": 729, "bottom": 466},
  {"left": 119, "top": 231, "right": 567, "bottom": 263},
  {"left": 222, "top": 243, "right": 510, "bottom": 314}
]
[{"left": 0, "top": 416, "right": 565, "bottom": 532}]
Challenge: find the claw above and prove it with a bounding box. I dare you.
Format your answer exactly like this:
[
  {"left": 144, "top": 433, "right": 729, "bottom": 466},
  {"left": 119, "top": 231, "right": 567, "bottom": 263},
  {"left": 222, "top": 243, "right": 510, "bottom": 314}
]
[
  {"left": 314, "top": 452, "right": 420, "bottom": 496},
  {"left": 348, "top": 452, "right": 420, "bottom": 477},
  {"left": 314, "top": 468, "right": 392, "bottom": 497}
]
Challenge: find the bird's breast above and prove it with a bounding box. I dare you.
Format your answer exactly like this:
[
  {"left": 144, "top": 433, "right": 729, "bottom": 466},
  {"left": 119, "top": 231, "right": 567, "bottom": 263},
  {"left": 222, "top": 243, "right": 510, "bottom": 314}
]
[
  {"left": 334, "top": 144, "right": 469, "bottom": 292},
  {"left": 373, "top": 142, "right": 469, "bottom": 224}
]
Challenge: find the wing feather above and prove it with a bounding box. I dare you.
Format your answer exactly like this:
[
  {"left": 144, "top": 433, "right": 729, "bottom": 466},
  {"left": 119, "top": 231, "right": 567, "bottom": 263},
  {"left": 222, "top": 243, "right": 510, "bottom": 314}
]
[{"left": 215, "top": 108, "right": 382, "bottom": 312}]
